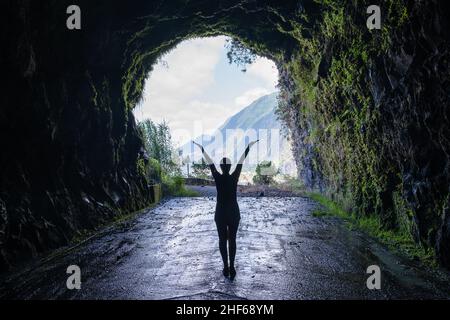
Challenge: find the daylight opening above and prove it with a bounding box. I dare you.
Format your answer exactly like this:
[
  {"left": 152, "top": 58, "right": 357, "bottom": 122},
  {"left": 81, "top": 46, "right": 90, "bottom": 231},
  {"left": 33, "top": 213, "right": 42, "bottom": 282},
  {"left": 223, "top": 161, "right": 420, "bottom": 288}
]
[{"left": 134, "top": 36, "right": 297, "bottom": 185}]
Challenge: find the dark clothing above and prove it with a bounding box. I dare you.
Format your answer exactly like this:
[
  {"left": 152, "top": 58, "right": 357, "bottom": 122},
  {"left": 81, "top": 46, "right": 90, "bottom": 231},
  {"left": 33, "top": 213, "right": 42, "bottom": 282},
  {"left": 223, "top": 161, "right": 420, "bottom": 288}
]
[
  {"left": 216, "top": 217, "right": 239, "bottom": 268},
  {"left": 210, "top": 163, "right": 243, "bottom": 269},
  {"left": 210, "top": 164, "right": 242, "bottom": 223},
  {"left": 198, "top": 144, "right": 253, "bottom": 273}
]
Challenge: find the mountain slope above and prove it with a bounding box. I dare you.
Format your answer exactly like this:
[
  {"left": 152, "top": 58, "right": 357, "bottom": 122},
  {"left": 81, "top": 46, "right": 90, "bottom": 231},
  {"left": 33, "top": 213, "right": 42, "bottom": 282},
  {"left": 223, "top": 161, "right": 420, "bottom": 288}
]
[
  {"left": 218, "top": 93, "right": 280, "bottom": 131},
  {"left": 180, "top": 92, "right": 296, "bottom": 176}
]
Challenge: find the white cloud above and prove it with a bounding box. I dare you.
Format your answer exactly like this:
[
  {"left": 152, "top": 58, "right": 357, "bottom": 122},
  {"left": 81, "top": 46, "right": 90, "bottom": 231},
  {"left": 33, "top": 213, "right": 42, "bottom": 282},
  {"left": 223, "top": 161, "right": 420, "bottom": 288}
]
[
  {"left": 134, "top": 37, "right": 227, "bottom": 144},
  {"left": 246, "top": 57, "right": 279, "bottom": 89},
  {"left": 133, "top": 36, "right": 280, "bottom": 147},
  {"left": 234, "top": 87, "right": 271, "bottom": 108},
  {"left": 144, "top": 36, "right": 225, "bottom": 100},
  {"left": 135, "top": 97, "right": 229, "bottom": 146}
]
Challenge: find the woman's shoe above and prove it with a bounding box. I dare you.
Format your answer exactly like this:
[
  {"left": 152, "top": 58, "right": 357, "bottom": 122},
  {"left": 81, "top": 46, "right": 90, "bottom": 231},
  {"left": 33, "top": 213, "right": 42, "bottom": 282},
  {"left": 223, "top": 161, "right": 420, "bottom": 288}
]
[{"left": 229, "top": 267, "right": 236, "bottom": 279}]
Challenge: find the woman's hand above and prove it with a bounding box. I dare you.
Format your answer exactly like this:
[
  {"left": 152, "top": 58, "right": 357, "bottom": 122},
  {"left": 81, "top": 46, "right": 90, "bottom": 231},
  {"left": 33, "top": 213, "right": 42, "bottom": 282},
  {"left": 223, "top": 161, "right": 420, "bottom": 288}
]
[
  {"left": 193, "top": 141, "right": 214, "bottom": 165},
  {"left": 248, "top": 140, "right": 259, "bottom": 148},
  {"left": 192, "top": 141, "right": 203, "bottom": 149}
]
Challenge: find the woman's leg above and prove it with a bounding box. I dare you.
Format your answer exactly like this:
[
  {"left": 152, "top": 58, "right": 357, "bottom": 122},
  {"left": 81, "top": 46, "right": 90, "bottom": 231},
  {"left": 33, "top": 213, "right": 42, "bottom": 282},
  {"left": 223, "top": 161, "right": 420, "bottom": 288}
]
[
  {"left": 228, "top": 219, "right": 240, "bottom": 273},
  {"left": 215, "top": 220, "right": 229, "bottom": 270}
]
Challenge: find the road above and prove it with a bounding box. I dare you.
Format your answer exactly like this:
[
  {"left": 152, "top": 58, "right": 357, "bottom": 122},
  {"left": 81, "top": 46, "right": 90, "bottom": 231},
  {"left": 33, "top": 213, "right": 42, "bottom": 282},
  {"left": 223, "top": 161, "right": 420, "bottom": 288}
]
[{"left": 1, "top": 195, "right": 450, "bottom": 300}]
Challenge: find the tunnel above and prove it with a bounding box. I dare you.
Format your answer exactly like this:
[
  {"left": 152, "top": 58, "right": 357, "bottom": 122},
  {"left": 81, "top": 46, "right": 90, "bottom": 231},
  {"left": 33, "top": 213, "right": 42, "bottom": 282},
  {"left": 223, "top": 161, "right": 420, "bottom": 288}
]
[{"left": 1, "top": 0, "right": 450, "bottom": 273}]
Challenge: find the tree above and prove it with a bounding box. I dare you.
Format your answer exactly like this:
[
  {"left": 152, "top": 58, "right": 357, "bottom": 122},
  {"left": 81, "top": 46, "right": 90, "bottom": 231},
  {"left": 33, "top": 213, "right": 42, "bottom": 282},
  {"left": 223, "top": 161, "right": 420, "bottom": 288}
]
[
  {"left": 192, "top": 158, "right": 210, "bottom": 179},
  {"left": 253, "top": 161, "right": 278, "bottom": 185},
  {"left": 138, "top": 119, "right": 179, "bottom": 175},
  {"left": 225, "top": 38, "right": 257, "bottom": 72}
]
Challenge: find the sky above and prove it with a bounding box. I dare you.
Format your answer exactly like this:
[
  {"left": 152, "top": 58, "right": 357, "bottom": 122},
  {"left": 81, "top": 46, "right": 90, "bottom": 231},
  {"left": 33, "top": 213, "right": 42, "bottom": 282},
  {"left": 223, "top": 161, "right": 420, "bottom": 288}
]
[{"left": 133, "top": 36, "right": 279, "bottom": 147}]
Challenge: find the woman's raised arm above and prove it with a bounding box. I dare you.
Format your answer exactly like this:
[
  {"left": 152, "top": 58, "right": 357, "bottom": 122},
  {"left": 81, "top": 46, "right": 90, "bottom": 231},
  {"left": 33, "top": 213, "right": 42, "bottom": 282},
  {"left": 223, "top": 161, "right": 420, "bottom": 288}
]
[
  {"left": 193, "top": 141, "right": 214, "bottom": 165},
  {"left": 233, "top": 140, "right": 259, "bottom": 177},
  {"left": 237, "top": 140, "right": 259, "bottom": 165}
]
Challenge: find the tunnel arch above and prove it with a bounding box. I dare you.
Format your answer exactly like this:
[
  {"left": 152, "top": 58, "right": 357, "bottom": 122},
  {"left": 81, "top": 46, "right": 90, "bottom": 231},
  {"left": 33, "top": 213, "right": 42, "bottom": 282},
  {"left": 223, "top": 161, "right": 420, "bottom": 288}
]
[
  {"left": 2, "top": 0, "right": 450, "bottom": 270},
  {"left": 118, "top": 1, "right": 307, "bottom": 111}
]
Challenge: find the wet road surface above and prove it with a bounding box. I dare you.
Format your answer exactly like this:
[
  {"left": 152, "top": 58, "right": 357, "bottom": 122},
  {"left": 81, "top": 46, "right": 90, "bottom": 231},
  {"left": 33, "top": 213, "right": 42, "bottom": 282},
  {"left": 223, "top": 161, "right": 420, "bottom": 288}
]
[{"left": 1, "top": 196, "right": 450, "bottom": 300}]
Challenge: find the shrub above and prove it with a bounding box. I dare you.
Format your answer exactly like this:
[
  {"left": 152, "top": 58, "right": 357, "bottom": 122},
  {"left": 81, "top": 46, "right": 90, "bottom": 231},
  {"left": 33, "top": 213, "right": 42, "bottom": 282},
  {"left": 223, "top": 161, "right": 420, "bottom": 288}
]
[
  {"left": 253, "top": 161, "right": 278, "bottom": 185},
  {"left": 148, "top": 158, "right": 162, "bottom": 183},
  {"left": 162, "top": 174, "right": 199, "bottom": 197},
  {"left": 192, "top": 158, "right": 210, "bottom": 179}
]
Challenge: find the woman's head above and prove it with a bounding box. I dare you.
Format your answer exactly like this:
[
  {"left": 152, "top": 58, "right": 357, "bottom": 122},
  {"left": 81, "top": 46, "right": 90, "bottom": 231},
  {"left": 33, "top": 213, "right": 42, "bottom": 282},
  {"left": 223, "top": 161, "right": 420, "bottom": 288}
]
[{"left": 220, "top": 157, "right": 232, "bottom": 174}]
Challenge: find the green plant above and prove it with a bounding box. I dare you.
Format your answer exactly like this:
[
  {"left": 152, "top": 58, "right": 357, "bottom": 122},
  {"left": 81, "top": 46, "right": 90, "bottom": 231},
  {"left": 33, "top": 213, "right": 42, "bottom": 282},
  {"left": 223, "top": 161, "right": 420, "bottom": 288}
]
[
  {"left": 148, "top": 158, "right": 162, "bottom": 183},
  {"left": 138, "top": 119, "right": 179, "bottom": 175},
  {"left": 225, "top": 38, "right": 257, "bottom": 72},
  {"left": 191, "top": 158, "right": 210, "bottom": 179},
  {"left": 162, "top": 174, "right": 199, "bottom": 197},
  {"left": 136, "top": 158, "right": 148, "bottom": 179},
  {"left": 309, "top": 193, "right": 437, "bottom": 267},
  {"left": 253, "top": 161, "right": 278, "bottom": 185}
]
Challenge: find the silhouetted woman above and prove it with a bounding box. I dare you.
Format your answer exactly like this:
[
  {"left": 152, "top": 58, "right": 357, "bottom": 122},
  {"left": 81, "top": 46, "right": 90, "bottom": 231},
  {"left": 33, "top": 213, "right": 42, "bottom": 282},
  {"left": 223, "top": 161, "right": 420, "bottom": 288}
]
[{"left": 193, "top": 140, "right": 258, "bottom": 279}]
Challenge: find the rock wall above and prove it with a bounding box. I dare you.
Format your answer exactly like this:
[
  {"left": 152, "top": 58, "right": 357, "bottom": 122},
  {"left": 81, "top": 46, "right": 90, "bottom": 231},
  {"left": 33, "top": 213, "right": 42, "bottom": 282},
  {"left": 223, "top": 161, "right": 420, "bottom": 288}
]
[
  {"left": 1, "top": 0, "right": 449, "bottom": 270},
  {"left": 0, "top": 0, "right": 154, "bottom": 270},
  {"left": 277, "top": 0, "right": 450, "bottom": 266}
]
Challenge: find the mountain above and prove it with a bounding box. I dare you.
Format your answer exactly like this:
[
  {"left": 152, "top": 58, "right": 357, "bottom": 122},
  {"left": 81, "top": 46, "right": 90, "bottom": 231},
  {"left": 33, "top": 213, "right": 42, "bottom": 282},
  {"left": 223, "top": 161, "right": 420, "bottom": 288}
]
[
  {"left": 218, "top": 93, "right": 280, "bottom": 131},
  {"left": 179, "top": 92, "right": 296, "bottom": 176}
]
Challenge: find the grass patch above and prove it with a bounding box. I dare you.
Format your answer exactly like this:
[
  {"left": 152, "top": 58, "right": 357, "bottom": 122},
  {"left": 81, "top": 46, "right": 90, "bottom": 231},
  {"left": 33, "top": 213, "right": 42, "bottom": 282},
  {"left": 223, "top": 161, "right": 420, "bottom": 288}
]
[
  {"left": 171, "top": 187, "right": 200, "bottom": 197},
  {"left": 312, "top": 209, "right": 333, "bottom": 218},
  {"left": 162, "top": 174, "right": 200, "bottom": 197},
  {"left": 309, "top": 193, "right": 437, "bottom": 268}
]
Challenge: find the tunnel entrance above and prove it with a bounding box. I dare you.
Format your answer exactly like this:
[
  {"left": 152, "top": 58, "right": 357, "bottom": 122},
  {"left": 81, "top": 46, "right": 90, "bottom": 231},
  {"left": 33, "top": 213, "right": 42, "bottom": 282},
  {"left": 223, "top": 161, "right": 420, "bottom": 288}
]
[
  {"left": 2, "top": 1, "right": 450, "bottom": 272},
  {"left": 133, "top": 35, "right": 296, "bottom": 186}
]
